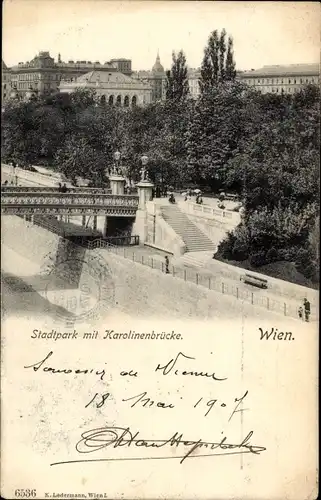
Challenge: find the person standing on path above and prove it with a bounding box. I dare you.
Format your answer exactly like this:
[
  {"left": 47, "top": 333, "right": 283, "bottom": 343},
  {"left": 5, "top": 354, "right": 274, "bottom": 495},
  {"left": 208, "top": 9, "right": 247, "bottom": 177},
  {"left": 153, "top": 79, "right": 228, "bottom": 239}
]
[
  {"left": 298, "top": 306, "right": 303, "bottom": 320},
  {"left": 303, "top": 298, "right": 311, "bottom": 322}
]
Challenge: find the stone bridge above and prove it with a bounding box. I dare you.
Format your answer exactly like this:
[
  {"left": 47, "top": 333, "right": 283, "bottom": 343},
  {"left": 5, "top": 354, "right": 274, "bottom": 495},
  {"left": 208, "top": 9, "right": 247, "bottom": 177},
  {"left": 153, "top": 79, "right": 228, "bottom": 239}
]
[{"left": 1, "top": 189, "right": 139, "bottom": 217}]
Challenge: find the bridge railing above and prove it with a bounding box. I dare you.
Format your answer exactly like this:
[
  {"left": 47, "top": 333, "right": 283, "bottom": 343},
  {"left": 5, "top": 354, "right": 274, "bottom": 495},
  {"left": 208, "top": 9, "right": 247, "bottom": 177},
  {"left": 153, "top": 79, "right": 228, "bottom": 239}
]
[
  {"left": 1, "top": 192, "right": 139, "bottom": 213},
  {"left": 1, "top": 186, "right": 112, "bottom": 194},
  {"left": 88, "top": 236, "right": 140, "bottom": 249}
]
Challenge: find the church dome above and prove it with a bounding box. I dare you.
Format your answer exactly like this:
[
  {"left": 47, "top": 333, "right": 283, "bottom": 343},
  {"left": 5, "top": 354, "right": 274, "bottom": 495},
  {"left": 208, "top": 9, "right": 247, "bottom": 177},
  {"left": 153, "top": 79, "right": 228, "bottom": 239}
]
[{"left": 152, "top": 52, "right": 164, "bottom": 73}]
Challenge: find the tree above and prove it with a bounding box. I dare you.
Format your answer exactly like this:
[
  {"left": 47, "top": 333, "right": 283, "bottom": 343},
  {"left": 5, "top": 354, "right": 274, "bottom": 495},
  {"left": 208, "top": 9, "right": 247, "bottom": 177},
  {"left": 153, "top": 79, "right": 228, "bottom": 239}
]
[
  {"left": 199, "top": 29, "right": 236, "bottom": 93},
  {"left": 54, "top": 135, "right": 107, "bottom": 186},
  {"left": 165, "top": 50, "right": 189, "bottom": 101},
  {"left": 216, "top": 84, "right": 320, "bottom": 283},
  {"left": 186, "top": 81, "right": 247, "bottom": 190},
  {"left": 225, "top": 36, "right": 236, "bottom": 81}
]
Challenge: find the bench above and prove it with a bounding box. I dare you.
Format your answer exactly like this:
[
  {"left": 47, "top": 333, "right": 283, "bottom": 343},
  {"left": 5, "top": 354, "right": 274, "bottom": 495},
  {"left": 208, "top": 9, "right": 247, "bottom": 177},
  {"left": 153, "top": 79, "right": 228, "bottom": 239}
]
[
  {"left": 240, "top": 273, "right": 268, "bottom": 289},
  {"left": 225, "top": 193, "right": 239, "bottom": 201}
]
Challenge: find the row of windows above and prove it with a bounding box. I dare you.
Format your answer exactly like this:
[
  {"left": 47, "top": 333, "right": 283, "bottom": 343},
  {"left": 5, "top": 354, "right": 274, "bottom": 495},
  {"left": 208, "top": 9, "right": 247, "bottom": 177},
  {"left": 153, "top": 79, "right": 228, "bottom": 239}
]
[
  {"left": 16, "top": 73, "right": 61, "bottom": 81},
  {"left": 15, "top": 81, "right": 59, "bottom": 90},
  {"left": 262, "top": 87, "right": 302, "bottom": 94},
  {"left": 100, "top": 94, "right": 138, "bottom": 106},
  {"left": 246, "top": 76, "right": 317, "bottom": 85}
]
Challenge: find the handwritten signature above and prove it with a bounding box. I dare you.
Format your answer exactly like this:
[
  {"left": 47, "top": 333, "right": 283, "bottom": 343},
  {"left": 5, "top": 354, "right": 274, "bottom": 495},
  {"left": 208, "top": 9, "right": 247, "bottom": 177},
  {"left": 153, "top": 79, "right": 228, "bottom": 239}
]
[{"left": 50, "top": 426, "right": 266, "bottom": 466}]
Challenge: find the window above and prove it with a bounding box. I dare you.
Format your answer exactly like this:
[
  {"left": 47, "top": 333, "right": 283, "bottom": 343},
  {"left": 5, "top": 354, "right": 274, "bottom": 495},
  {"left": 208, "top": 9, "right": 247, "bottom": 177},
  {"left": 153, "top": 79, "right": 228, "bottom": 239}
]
[
  {"left": 294, "top": 79, "right": 296, "bottom": 84},
  {"left": 108, "top": 95, "right": 114, "bottom": 105},
  {"left": 132, "top": 95, "right": 137, "bottom": 106},
  {"left": 124, "top": 95, "right": 129, "bottom": 107},
  {"left": 288, "top": 79, "right": 291, "bottom": 84},
  {"left": 116, "top": 95, "right": 122, "bottom": 106}
]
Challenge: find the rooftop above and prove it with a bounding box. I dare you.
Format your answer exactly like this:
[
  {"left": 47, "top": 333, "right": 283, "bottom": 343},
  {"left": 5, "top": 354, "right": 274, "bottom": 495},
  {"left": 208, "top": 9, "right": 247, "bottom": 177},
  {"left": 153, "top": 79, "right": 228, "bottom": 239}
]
[
  {"left": 76, "top": 70, "right": 141, "bottom": 84},
  {"left": 241, "top": 63, "right": 320, "bottom": 77}
]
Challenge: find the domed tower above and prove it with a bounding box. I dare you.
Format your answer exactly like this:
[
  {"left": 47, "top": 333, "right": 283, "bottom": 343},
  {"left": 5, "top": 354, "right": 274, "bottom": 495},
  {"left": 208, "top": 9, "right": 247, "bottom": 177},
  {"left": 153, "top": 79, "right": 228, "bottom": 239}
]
[
  {"left": 152, "top": 51, "right": 164, "bottom": 74},
  {"left": 151, "top": 51, "right": 165, "bottom": 101}
]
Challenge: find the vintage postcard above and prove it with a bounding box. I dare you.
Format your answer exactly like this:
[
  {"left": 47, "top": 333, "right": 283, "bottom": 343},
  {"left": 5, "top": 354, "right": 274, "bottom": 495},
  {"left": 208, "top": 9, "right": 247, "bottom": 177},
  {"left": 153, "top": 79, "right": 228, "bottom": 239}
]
[{"left": 1, "top": 1, "right": 319, "bottom": 499}]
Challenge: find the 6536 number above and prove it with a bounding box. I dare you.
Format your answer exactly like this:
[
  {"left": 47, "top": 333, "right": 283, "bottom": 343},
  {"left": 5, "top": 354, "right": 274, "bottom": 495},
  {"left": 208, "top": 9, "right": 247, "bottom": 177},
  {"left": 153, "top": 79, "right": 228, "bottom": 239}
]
[{"left": 15, "top": 489, "right": 37, "bottom": 498}]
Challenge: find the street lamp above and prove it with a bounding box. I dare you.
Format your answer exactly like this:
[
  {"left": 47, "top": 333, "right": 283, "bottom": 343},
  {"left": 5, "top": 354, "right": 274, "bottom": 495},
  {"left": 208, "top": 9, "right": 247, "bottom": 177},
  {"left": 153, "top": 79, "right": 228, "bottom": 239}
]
[
  {"left": 140, "top": 155, "right": 149, "bottom": 181},
  {"left": 141, "top": 155, "right": 148, "bottom": 166},
  {"left": 113, "top": 151, "right": 121, "bottom": 174}
]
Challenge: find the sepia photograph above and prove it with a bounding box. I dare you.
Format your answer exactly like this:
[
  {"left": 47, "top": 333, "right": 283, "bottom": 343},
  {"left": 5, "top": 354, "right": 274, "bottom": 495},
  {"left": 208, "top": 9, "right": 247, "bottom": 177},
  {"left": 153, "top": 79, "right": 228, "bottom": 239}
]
[{"left": 1, "top": 1, "right": 319, "bottom": 499}]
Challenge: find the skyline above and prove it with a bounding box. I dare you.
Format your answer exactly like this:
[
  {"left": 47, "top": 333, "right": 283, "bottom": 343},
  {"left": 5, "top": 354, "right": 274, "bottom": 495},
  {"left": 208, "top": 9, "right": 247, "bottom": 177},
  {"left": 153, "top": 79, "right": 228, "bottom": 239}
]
[{"left": 2, "top": 1, "right": 320, "bottom": 72}]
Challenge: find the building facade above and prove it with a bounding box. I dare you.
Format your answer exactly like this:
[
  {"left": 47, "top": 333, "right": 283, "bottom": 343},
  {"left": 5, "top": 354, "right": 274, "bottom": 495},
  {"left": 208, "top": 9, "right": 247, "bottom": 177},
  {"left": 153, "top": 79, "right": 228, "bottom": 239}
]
[
  {"left": 5, "top": 51, "right": 134, "bottom": 100},
  {"left": 109, "top": 59, "right": 132, "bottom": 75},
  {"left": 238, "top": 64, "right": 320, "bottom": 94},
  {"left": 59, "top": 70, "right": 152, "bottom": 106},
  {"left": 187, "top": 68, "right": 201, "bottom": 98},
  {"left": 2, "top": 60, "right": 12, "bottom": 102}
]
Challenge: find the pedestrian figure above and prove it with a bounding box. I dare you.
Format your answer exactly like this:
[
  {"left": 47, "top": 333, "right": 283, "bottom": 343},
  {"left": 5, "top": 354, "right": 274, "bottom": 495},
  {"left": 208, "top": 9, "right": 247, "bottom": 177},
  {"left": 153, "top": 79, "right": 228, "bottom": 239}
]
[
  {"left": 298, "top": 306, "right": 304, "bottom": 320},
  {"left": 303, "top": 298, "right": 311, "bottom": 322},
  {"left": 61, "top": 183, "right": 68, "bottom": 193},
  {"left": 165, "top": 255, "right": 170, "bottom": 274}
]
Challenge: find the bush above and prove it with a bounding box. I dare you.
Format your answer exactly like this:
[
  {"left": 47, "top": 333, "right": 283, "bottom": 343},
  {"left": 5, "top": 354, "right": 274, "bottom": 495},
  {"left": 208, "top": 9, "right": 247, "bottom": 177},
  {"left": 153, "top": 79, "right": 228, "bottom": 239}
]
[
  {"left": 216, "top": 232, "right": 237, "bottom": 260},
  {"left": 266, "top": 246, "right": 279, "bottom": 263},
  {"left": 249, "top": 250, "right": 267, "bottom": 267},
  {"left": 295, "top": 247, "right": 317, "bottom": 279},
  {"left": 278, "top": 247, "right": 299, "bottom": 262},
  {"left": 232, "top": 241, "right": 249, "bottom": 261}
]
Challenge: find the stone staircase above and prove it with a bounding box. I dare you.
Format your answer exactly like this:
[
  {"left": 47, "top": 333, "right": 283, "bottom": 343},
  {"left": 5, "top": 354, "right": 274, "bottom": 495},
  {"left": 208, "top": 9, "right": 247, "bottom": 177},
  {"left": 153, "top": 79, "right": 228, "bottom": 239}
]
[{"left": 161, "top": 205, "right": 216, "bottom": 252}]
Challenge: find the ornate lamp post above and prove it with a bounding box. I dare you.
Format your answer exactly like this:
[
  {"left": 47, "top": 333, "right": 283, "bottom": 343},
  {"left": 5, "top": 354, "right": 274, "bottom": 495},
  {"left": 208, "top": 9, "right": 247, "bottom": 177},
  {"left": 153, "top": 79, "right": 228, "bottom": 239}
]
[
  {"left": 114, "top": 150, "right": 121, "bottom": 174},
  {"left": 108, "top": 150, "right": 126, "bottom": 195},
  {"left": 140, "top": 154, "right": 149, "bottom": 181}
]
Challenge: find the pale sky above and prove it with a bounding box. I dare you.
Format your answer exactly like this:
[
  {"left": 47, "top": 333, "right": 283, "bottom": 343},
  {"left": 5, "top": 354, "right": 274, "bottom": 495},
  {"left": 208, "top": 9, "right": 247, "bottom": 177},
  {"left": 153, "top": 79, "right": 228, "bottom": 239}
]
[{"left": 2, "top": 0, "right": 320, "bottom": 71}]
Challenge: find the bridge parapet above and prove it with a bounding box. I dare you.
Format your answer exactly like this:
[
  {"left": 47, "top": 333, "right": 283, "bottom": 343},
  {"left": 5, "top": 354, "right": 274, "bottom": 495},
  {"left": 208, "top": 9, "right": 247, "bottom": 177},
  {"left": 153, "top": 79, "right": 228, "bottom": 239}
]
[
  {"left": 1, "top": 186, "right": 111, "bottom": 194},
  {"left": 1, "top": 192, "right": 139, "bottom": 217}
]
